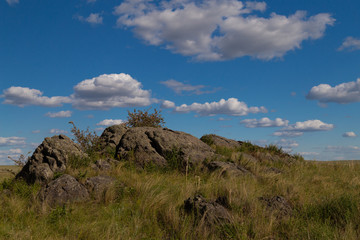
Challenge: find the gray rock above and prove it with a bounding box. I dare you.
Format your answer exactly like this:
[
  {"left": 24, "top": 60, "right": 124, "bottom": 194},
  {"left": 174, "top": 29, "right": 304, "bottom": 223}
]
[
  {"left": 16, "top": 135, "right": 86, "bottom": 184},
  {"left": 184, "top": 195, "right": 232, "bottom": 226},
  {"left": 200, "top": 134, "right": 242, "bottom": 149},
  {"left": 116, "top": 127, "right": 215, "bottom": 169},
  {"left": 85, "top": 175, "right": 115, "bottom": 200},
  {"left": 259, "top": 196, "right": 293, "bottom": 218},
  {"left": 207, "top": 161, "right": 251, "bottom": 177},
  {"left": 38, "top": 174, "right": 89, "bottom": 207},
  {"left": 98, "top": 124, "right": 128, "bottom": 154}
]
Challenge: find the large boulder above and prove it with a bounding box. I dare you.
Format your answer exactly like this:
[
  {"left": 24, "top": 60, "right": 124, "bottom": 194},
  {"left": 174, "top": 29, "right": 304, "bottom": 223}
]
[
  {"left": 184, "top": 195, "right": 232, "bottom": 227},
  {"left": 207, "top": 161, "right": 252, "bottom": 177},
  {"left": 116, "top": 127, "right": 215, "bottom": 168},
  {"left": 16, "top": 135, "right": 86, "bottom": 184},
  {"left": 200, "top": 134, "right": 242, "bottom": 149},
  {"left": 98, "top": 124, "right": 128, "bottom": 154},
  {"left": 38, "top": 174, "right": 89, "bottom": 207},
  {"left": 85, "top": 175, "right": 115, "bottom": 200}
]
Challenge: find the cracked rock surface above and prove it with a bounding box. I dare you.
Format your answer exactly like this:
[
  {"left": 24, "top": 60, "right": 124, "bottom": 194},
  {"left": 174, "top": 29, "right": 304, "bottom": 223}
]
[
  {"left": 116, "top": 127, "right": 215, "bottom": 168},
  {"left": 16, "top": 135, "right": 86, "bottom": 184}
]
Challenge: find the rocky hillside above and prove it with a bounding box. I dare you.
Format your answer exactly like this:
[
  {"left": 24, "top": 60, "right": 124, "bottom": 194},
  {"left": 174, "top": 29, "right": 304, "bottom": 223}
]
[{"left": 7, "top": 125, "right": 359, "bottom": 239}]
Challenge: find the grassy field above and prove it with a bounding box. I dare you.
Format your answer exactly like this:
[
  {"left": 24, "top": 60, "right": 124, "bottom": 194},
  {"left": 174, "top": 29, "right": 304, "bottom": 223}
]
[
  {"left": 0, "top": 165, "right": 21, "bottom": 181},
  {"left": 1, "top": 148, "right": 360, "bottom": 239}
]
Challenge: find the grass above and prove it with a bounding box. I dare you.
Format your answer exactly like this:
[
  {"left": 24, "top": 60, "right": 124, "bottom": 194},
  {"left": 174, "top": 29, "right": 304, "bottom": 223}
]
[
  {"left": 2, "top": 146, "right": 360, "bottom": 239},
  {"left": 0, "top": 165, "right": 21, "bottom": 181}
]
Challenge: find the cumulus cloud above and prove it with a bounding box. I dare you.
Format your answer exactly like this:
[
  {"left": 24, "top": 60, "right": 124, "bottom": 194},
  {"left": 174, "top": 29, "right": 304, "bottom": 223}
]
[
  {"left": 0, "top": 148, "right": 23, "bottom": 165},
  {"left": 96, "top": 119, "right": 125, "bottom": 126},
  {"left": 307, "top": 78, "right": 360, "bottom": 104},
  {"left": 161, "top": 100, "right": 175, "bottom": 109},
  {"left": 325, "top": 145, "right": 360, "bottom": 153},
  {"left": 6, "top": 0, "right": 19, "bottom": 6},
  {"left": 273, "top": 131, "right": 304, "bottom": 137},
  {"left": 114, "top": 0, "right": 334, "bottom": 61},
  {"left": 78, "top": 13, "right": 103, "bottom": 25},
  {"left": 72, "top": 73, "right": 153, "bottom": 110},
  {"left": 45, "top": 110, "right": 72, "bottom": 118},
  {"left": 160, "top": 79, "right": 217, "bottom": 95},
  {"left": 273, "top": 119, "right": 334, "bottom": 137},
  {"left": 174, "top": 98, "right": 267, "bottom": 116},
  {"left": 283, "top": 119, "right": 333, "bottom": 132},
  {"left": 343, "top": 132, "right": 357, "bottom": 138},
  {"left": 49, "top": 129, "right": 68, "bottom": 134},
  {"left": 338, "top": 37, "right": 360, "bottom": 51},
  {"left": 273, "top": 139, "right": 299, "bottom": 152},
  {"left": 240, "top": 117, "right": 288, "bottom": 128},
  {"left": 0, "top": 137, "right": 26, "bottom": 147},
  {"left": 32, "top": 130, "right": 41, "bottom": 134},
  {"left": 1, "top": 86, "right": 71, "bottom": 107}
]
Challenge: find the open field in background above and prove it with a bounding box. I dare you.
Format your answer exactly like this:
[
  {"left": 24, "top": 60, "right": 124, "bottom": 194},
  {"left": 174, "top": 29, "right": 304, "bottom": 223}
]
[{"left": 0, "top": 166, "right": 21, "bottom": 181}]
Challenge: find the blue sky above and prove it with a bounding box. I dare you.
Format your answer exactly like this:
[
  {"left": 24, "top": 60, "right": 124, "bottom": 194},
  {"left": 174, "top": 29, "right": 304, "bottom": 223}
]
[{"left": 1, "top": 0, "right": 360, "bottom": 164}]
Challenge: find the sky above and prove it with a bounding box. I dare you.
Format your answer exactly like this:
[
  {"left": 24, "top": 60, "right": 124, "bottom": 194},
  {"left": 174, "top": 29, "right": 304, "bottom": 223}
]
[{"left": 1, "top": 0, "right": 360, "bottom": 164}]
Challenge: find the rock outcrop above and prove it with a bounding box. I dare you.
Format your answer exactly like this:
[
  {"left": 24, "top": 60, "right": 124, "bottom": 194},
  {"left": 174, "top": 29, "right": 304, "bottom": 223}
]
[
  {"left": 16, "top": 135, "right": 86, "bottom": 184},
  {"left": 184, "top": 195, "right": 232, "bottom": 226},
  {"left": 200, "top": 134, "right": 242, "bottom": 149},
  {"left": 38, "top": 174, "right": 89, "bottom": 207},
  {"left": 207, "top": 161, "right": 251, "bottom": 177},
  {"left": 98, "top": 124, "right": 128, "bottom": 154},
  {"left": 116, "top": 127, "right": 215, "bottom": 168},
  {"left": 85, "top": 175, "right": 115, "bottom": 200},
  {"left": 259, "top": 196, "right": 293, "bottom": 218}
]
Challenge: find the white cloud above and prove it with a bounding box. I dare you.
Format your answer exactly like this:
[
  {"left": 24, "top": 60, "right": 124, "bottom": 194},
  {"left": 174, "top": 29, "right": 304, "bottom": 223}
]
[
  {"left": 78, "top": 13, "right": 103, "bottom": 25},
  {"left": 45, "top": 110, "right": 72, "bottom": 118},
  {"left": 174, "top": 98, "right": 267, "bottom": 116},
  {"left": 325, "top": 145, "right": 360, "bottom": 153},
  {"left": 300, "top": 152, "right": 320, "bottom": 156},
  {"left": 114, "top": 0, "right": 334, "bottom": 61},
  {"left": 0, "top": 137, "right": 26, "bottom": 147},
  {"left": 273, "top": 119, "right": 333, "bottom": 137},
  {"left": 283, "top": 119, "right": 334, "bottom": 132},
  {"left": 1, "top": 86, "right": 71, "bottom": 107},
  {"left": 272, "top": 139, "right": 299, "bottom": 152},
  {"left": 6, "top": 0, "right": 19, "bottom": 6},
  {"left": 338, "top": 37, "right": 360, "bottom": 51},
  {"left": 343, "top": 132, "right": 357, "bottom": 138},
  {"left": 32, "top": 130, "right": 40, "bottom": 134},
  {"left": 96, "top": 119, "right": 125, "bottom": 126},
  {"left": 240, "top": 117, "right": 288, "bottom": 128},
  {"left": 273, "top": 131, "right": 304, "bottom": 137},
  {"left": 0, "top": 148, "right": 23, "bottom": 165},
  {"left": 160, "top": 79, "right": 217, "bottom": 95},
  {"left": 161, "top": 100, "right": 175, "bottom": 109},
  {"left": 49, "top": 129, "right": 68, "bottom": 134},
  {"left": 307, "top": 78, "right": 360, "bottom": 104},
  {"left": 72, "top": 73, "right": 153, "bottom": 110}
]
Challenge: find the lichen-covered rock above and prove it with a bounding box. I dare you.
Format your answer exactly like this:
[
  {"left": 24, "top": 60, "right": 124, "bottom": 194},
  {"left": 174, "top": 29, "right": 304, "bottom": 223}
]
[
  {"left": 16, "top": 135, "right": 86, "bottom": 184},
  {"left": 98, "top": 124, "right": 128, "bottom": 153},
  {"left": 116, "top": 127, "right": 215, "bottom": 168},
  {"left": 200, "top": 134, "right": 242, "bottom": 149},
  {"left": 259, "top": 196, "right": 293, "bottom": 218},
  {"left": 184, "top": 195, "right": 232, "bottom": 226},
  {"left": 207, "top": 161, "right": 251, "bottom": 177},
  {"left": 85, "top": 175, "right": 115, "bottom": 200},
  {"left": 38, "top": 174, "right": 89, "bottom": 207}
]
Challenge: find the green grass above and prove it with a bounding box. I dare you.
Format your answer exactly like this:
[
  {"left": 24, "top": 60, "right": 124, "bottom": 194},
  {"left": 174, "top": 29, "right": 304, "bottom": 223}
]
[
  {"left": 2, "top": 154, "right": 360, "bottom": 239},
  {"left": 0, "top": 166, "right": 21, "bottom": 181}
]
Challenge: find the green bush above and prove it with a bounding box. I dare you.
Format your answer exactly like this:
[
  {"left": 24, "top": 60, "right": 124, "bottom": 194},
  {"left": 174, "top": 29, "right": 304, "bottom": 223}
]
[{"left": 126, "top": 108, "right": 165, "bottom": 128}]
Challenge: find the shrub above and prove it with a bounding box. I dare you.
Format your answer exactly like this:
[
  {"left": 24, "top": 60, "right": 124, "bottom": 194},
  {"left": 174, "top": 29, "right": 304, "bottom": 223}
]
[
  {"left": 69, "top": 121, "right": 100, "bottom": 154},
  {"left": 126, "top": 108, "right": 165, "bottom": 128}
]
